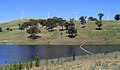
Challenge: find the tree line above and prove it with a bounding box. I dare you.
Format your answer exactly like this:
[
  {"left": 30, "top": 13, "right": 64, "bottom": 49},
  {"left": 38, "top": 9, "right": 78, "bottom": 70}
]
[
  {"left": 0, "top": 13, "right": 120, "bottom": 40},
  {"left": 19, "top": 17, "right": 77, "bottom": 39}
]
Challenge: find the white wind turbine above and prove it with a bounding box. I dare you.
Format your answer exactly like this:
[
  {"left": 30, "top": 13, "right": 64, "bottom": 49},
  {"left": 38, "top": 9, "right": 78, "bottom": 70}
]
[
  {"left": 73, "top": 12, "right": 79, "bottom": 20},
  {"left": 48, "top": 12, "right": 50, "bottom": 18},
  {"left": 106, "top": 12, "right": 110, "bottom": 20},
  {"left": 21, "top": 10, "right": 24, "bottom": 19}
]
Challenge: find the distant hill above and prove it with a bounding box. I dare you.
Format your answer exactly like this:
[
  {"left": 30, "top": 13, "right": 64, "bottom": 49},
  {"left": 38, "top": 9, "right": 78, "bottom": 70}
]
[{"left": 0, "top": 19, "right": 120, "bottom": 45}]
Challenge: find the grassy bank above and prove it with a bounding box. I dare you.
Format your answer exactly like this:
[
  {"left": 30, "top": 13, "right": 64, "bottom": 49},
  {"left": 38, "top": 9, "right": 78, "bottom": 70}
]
[
  {"left": 1, "top": 51, "right": 120, "bottom": 70},
  {"left": 0, "top": 19, "right": 120, "bottom": 45}
]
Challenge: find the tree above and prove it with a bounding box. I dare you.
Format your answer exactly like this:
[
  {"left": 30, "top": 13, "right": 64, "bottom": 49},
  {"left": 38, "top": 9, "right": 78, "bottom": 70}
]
[
  {"left": 6, "top": 27, "right": 10, "bottom": 31},
  {"left": 40, "top": 19, "right": 47, "bottom": 27},
  {"left": 70, "top": 18, "right": 75, "bottom": 22},
  {"left": 58, "top": 18, "right": 66, "bottom": 31},
  {"left": 65, "top": 21, "right": 75, "bottom": 30},
  {"left": 19, "top": 22, "right": 29, "bottom": 30},
  {"left": 95, "top": 20, "right": 102, "bottom": 30},
  {"left": 65, "top": 21, "right": 77, "bottom": 38},
  {"left": 18, "top": 24, "right": 21, "bottom": 28},
  {"left": 29, "top": 19, "right": 39, "bottom": 26},
  {"left": 27, "top": 25, "right": 41, "bottom": 39},
  {"left": 10, "top": 29, "right": 12, "bottom": 31},
  {"left": 67, "top": 25, "right": 77, "bottom": 38},
  {"left": 0, "top": 27, "right": 3, "bottom": 32},
  {"left": 93, "top": 18, "right": 97, "bottom": 21},
  {"left": 88, "top": 17, "right": 94, "bottom": 21},
  {"left": 79, "top": 16, "right": 86, "bottom": 28},
  {"left": 19, "top": 19, "right": 39, "bottom": 30},
  {"left": 64, "top": 22, "right": 69, "bottom": 30},
  {"left": 114, "top": 14, "right": 120, "bottom": 20},
  {"left": 98, "top": 13, "right": 104, "bottom": 20},
  {"left": 46, "top": 18, "right": 57, "bottom": 32}
]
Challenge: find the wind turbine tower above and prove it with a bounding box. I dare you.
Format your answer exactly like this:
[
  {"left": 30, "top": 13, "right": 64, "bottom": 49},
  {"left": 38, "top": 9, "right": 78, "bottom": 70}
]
[
  {"left": 106, "top": 12, "right": 110, "bottom": 20},
  {"left": 21, "top": 10, "right": 24, "bottom": 19},
  {"left": 48, "top": 12, "right": 50, "bottom": 18},
  {"left": 73, "top": 12, "right": 79, "bottom": 20}
]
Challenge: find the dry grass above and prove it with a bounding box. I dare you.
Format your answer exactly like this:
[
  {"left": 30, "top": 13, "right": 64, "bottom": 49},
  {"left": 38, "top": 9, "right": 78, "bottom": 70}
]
[
  {"left": 24, "top": 52, "right": 120, "bottom": 70},
  {"left": 0, "top": 19, "right": 120, "bottom": 45},
  {"left": 1, "top": 52, "right": 120, "bottom": 70}
]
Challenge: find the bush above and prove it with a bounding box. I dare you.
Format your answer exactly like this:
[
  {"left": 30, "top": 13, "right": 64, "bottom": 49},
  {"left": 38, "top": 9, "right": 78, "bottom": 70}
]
[
  {"left": 26, "top": 62, "right": 30, "bottom": 70},
  {"left": 0, "top": 27, "right": 3, "bottom": 32},
  {"left": 102, "top": 63, "right": 108, "bottom": 69},
  {"left": 35, "top": 55, "right": 40, "bottom": 67},
  {"left": 30, "top": 60, "right": 33, "bottom": 68},
  {"left": 10, "top": 29, "right": 13, "bottom": 31},
  {"left": 6, "top": 27, "right": 10, "bottom": 31},
  {"left": 13, "top": 62, "right": 18, "bottom": 70},
  {"left": 18, "top": 61, "right": 22, "bottom": 70},
  {"left": 95, "top": 20, "right": 102, "bottom": 30}
]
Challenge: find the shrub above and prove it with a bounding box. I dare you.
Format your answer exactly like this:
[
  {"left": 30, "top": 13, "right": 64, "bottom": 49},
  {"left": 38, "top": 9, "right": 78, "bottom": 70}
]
[
  {"left": 95, "top": 20, "right": 102, "bottom": 30},
  {"left": 26, "top": 62, "right": 30, "bottom": 70},
  {"left": 6, "top": 27, "right": 10, "bottom": 31},
  {"left": 18, "top": 61, "right": 22, "bottom": 70},
  {"left": 0, "top": 27, "right": 3, "bottom": 32},
  {"left": 13, "top": 62, "right": 18, "bottom": 70},
  {"left": 10, "top": 29, "right": 13, "bottom": 31},
  {"left": 35, "top": 55, "right": 40, "bottom": 67},
  {"left": 102, "top": 63, "right": 108, "bottom": 69},
  {"left": 30, "top": 60, "right": 33, "bottom": 68}
]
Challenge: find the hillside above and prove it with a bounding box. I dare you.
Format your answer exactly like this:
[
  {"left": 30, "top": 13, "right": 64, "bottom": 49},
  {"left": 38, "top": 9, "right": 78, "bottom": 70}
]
[{"left": 0, "top": 19, "right": 120, "bottom": 45}]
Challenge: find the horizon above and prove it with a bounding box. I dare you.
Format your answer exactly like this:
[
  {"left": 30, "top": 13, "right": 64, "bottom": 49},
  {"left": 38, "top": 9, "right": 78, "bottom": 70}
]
[{"left": 0, "top": 0, "right": 120, "bottom": 23}]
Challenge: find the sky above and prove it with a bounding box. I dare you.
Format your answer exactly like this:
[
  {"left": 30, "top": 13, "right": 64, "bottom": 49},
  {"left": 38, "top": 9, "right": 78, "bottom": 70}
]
[{"left": 0, "top": 0, "right": 120, "bottom": 23}]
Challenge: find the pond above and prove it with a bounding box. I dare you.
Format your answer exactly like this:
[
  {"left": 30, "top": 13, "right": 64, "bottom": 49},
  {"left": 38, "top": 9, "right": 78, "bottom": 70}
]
[{"left": 0, "top": 45, "right": 120, "bottom": 64}]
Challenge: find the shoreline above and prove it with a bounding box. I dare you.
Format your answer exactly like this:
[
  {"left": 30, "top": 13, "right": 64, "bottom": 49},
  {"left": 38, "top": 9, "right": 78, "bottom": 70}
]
[
  {"left": 0, "top": 51, "right": 120, "bottom": 70},
  {"left": 0, "top": 43, "right": 120, "bottom": 46}
]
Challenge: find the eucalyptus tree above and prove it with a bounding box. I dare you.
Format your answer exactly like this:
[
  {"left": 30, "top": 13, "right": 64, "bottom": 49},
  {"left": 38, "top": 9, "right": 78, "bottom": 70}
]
[
  {"left": 65, "top": 19, "right": 77, "bottom": 38},
  {"left": 19, "top": 22, "right": 29, "bottom": 30},
  {"left": 39, "top": 19, "right": 47, "bottom": 27},
  {"left": 58, "top": 17, "right": 66, "bottom": 31},
  {"left": 114, "top": 14, "right": 120, "bottom": 20},
  {"left": 27, "top": 25, "right": 41, "bottom": 39},
  {"left": 19, "top": 19, "right": 39, "bottom": 30},
  {"left": 67, "top": 24, "right": 77, "bottom": 38},
  {"left": 98, "top": 13, "right": 104, "bottom": 20},
  {"left": 88, "top": 17, "right": 94, "bottom": 21},
  {"left": 46, "top": 18, "right": 58, "bottom": 31},
  {"left": 79, "top": 16, "right": 86, "bottom": 28},
  {"left": 93, "top": 18, "right": 97, "bottom": 21},
  {"left": 95, "top": 20, "right": 102, "bottom": 30}
]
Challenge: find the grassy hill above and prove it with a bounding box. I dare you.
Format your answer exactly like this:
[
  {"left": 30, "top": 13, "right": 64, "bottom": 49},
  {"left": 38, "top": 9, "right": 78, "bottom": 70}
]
[{"left": 0, "top": 19, "right": 120, "bottom": 45}]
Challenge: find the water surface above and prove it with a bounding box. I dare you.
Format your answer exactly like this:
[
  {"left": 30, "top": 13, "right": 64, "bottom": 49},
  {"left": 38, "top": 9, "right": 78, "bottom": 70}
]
[{"left": 0, "top": 45, "right": 120, "bottom": 64}]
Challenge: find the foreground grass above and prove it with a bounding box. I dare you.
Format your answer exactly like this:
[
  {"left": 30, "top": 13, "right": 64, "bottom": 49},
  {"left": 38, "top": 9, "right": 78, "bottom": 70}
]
[
  {"left": 1, "top": 52, "right": 120, "bottom": 70},
  {"left": 0, "top": 19, "right": 120, "bottom": 45},
  {"left": 44, "top": 52, "right": 120, "bottom": 70}
]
